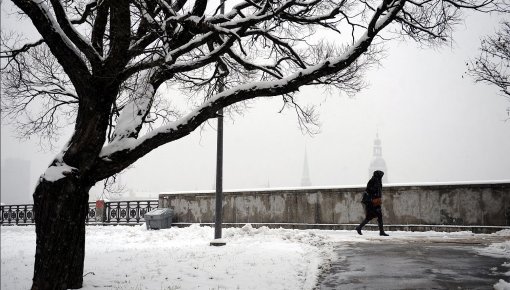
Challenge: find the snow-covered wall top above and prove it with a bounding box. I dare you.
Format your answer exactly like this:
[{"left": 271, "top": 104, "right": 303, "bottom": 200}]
[{"left": 160, "top": 180, "right": 510, "bottom": 195}]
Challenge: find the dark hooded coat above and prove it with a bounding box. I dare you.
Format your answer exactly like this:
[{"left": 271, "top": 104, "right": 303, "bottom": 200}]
[{"left": 364, "top": 170, "right": 384, "bottom": 220}]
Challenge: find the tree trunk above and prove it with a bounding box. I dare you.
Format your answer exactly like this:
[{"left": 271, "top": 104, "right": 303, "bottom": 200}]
[{"left": 31, "top": 175, "right": 91, "bottom": 290}]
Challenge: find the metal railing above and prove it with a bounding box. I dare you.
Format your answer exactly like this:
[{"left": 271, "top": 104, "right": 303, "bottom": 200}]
[
  {"left": 1, "top": 204, "right": 35, "bottom": 225},
  {"left": 86, "top": 202, "right": 96, "bottom": 224},
  {"left": 104, "top": 200, "right": 159, "bottom": 224},
  {"left": 1, "top": 200, "right": 159, "bottom": 225}
]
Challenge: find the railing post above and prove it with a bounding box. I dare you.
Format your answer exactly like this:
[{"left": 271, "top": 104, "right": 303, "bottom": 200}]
[
  {"left": 105, "top": 202, "right": 111, "bottom": 223},
  {"left": 136, "top": 201, "right": 141, "bottom": 223},
  {"left": 126, "top": 201, "right": 131, "bottom": 223},
  {"left": 15, "top": 205, "right": 20, "bottom": 225},
  {"left": 116, "top": 202, "right": 121, "bottom": 223},
  {"left": 23, "top": 205, "right": 28, "bottom": 223},
  {"left": 29, "top": 205, "right": 34, "bottom": 223}
]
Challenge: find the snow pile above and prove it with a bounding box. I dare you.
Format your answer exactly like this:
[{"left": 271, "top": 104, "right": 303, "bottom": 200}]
[
  {"left": 493, "top": 229, "right": 510, "bottom": 237},
  {"left": 42, "top": 163, "right": 77, "bottom": 181},
  {"left": 494, "top": 279, "right": 510, "bottom": 290},
  {"left": 477, "top": 230, "right": 510, "bottom": 260},
  {"left": 40, "top": 149, "right": 77, "bottom": 182},
  {"left": 479, "top": 241, "right": 510, "bottom": 259},
  {"left": 476, "top": 230, "right": 510, "bottom": 289},
  {"left": 1, "top": 224, "right": 334, "bottom": 290}
]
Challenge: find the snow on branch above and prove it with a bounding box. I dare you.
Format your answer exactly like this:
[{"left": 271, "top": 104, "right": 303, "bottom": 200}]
[
  {"left": 48, "top": 0, "right": 103, "bottom": 65},
  {"left": 41, "top": 149, "right": 78, "bottom": 182},
  {"left": 110, "top": 71, "right": 156, "bottom": 142},
  {"left": 42, "top": 162, "right": 78, "bottom": 182}
]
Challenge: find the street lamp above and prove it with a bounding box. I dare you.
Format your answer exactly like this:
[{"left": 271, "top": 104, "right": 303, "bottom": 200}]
[{"left": 211, "top": 0, "right": 227, "bottom": 247}]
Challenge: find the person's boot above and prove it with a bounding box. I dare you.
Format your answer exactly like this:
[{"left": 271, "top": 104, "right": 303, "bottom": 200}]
[
  {"left": 378, "top": 219, "right": 389, "bottom": 236},
  {"left": 355, "top": 219, "right": 368, "bottom": 235}
]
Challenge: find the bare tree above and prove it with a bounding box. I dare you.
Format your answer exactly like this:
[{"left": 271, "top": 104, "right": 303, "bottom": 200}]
[
  {"left": 468, "top": 21, "right": 510, "bottom": 119},
  {"left": 0, "top": 0, "right": 508, "bottom": 289}
]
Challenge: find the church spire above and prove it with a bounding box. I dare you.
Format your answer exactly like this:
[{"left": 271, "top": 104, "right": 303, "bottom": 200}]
[
  {"left": 369, "top": 133, "right": 388, "bottom": 183},
  {"left": 301, "top": 148, "right": 311, "bottom": 187},
  {"left": 373, "top": 132, "right": 382, "bottom": 157}
]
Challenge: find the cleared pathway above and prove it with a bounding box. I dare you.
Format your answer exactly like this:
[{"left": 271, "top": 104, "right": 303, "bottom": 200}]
[{"left": 318, "top": 240, "right": 508, "bottom": 290}]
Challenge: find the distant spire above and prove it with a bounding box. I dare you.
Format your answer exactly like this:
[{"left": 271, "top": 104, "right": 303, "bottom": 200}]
[
  {"left": 301, "top": 148, "right": 312, "bottom": 187},
  {"left": 369, "top": 133, "right": 388, "bottom": 183}
]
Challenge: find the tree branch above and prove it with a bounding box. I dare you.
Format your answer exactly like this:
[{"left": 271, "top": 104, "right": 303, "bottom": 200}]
[
  {"left": 91, "top": 1, "right": 109, "bottom": 57},
  {"left": 11, "top": 0, "right": 93, "bottom": 94},
  {"left": 0, "top": 38, "right": 44, "bottom": 59},
  {"left": 49, "top": 0, "right": 102, "bottom": 67},
  {"left": 105, "top": 0, "right": 131, "bottom": 71},
  {"left": 70, "top": 0, "right": 97, "bottom": 25},
  {"left": 90, "top": 0, "right": 406, "bottom": 181}
]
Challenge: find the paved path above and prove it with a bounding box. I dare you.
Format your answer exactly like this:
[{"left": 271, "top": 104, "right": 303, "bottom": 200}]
[{"left": 317, "top": 240, "right": 508, "bottom": 290}]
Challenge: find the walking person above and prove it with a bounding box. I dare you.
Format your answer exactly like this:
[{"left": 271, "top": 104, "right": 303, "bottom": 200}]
[{"left": 356, "top": 170, "right": 389, "bottom": 236}]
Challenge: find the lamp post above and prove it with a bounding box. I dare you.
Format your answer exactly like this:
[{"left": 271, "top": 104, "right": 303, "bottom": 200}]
[
  {"left": 211, "top": 0, "right": 226, "bottom": 247},
  {"left": 211, "top": 85, "right": 226, "bottom": 246}
]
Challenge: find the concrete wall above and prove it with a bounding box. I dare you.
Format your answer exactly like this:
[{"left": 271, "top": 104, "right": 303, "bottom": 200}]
[{"left": 159, "top": 182, "right": 510, "bottom": 226}]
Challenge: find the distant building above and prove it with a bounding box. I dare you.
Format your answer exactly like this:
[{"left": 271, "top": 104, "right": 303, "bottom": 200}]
[
  {"left": 91, "top": 188, "right": 159, "bottom": 202},
  {"left": 1, "top": 158, "right": 32, "bottom": 204},
  {"left": 368, "top": 133, "right": 388, "bottom": 183},
  {"left": 301, "top": 149, "right": 312, "bottom": 187},
  {"left": 127, "top": 189, "right": 159, "bottom": 200}
]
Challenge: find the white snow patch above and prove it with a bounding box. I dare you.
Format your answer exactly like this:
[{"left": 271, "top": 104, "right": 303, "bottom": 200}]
[
  {"left": 1, "top": 224, "right": 333, "bottom": 290},
  {"left": 99, "top": 137, "right": 139, "bottom": 157},
  {"left": 494, "top": 279, "right": 510, "bottom": 290},
  {"left": 112, "top": 83, "right": 154, "bottom": 141},
  {"left": 42, "top": 163, "right": 76, "bottom": 182},
  {"left": 494, "top": 230, "right": 510, "bottom": 237},
  {"left": 385, "top": 180, "right": 510, "bottom": 187},
  {"left": 478, "top": 241, "right": 510, "bottom": 259},
  {"left": 476, "top": 231, "right": 510, "bottom": 288}
]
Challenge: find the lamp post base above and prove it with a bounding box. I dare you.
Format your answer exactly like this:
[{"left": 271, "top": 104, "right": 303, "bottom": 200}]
[{"left": 210, "top": 239, "right": 227, "bottom": 247}]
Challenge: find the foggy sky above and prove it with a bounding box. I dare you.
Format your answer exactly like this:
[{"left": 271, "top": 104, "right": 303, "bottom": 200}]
[{"left": 1, "top": 4, "right": 509, "bottom": 203}]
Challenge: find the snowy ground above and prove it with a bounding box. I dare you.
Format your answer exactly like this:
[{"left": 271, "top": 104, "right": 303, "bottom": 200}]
[{"left": 1, "top": 225, "right": 509, "bottom": 290}]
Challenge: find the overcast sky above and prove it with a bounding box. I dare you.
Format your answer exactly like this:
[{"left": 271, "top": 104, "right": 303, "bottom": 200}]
[{"left": 1, "top": 3, "right": 509, "bottom": 203}]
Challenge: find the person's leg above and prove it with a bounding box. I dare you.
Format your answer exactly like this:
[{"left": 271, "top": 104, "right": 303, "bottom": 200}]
[
  {"left": 355, "top": 218, "right": 370, "bottom": 235},
  {"left": 376, "top": 209, "right": 389, "bottom": 236}
]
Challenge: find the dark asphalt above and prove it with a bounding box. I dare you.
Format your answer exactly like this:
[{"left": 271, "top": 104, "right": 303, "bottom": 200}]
[{"left": 317, "top": 241, "right": 508, "bottom": 290}]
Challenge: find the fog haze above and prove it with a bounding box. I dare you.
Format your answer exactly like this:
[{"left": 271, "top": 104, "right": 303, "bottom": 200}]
[{"left": 1, "top": 5, "right": 509, "bottom": 203}]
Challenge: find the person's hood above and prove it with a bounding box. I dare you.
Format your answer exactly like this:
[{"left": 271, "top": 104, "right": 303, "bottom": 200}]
[{"left": 373, "top": 170, "right": 384, "bottom": 178}]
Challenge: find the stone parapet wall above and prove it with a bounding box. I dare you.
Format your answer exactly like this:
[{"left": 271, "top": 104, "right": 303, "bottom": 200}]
[{"left": 159, "top": 182, "right": 510, "bottom": 226}]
